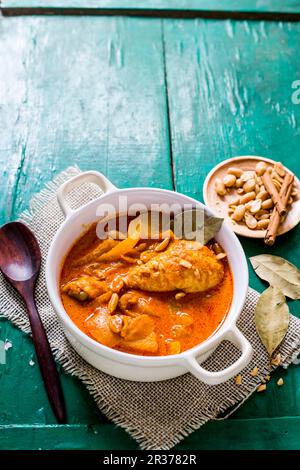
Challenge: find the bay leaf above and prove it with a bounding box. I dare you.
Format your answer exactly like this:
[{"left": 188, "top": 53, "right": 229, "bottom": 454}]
[
  {"left": 171, "top": 209, "right": 223, "bottom": 245},
  {"left": 203, "top": 215, "right": 224, "bottom": 244},
  {"left": 255, "top": 286, "right": 290, "bottom": 356},
  {"left": 250, "top": 254, "right": 300, "bottom": 300}
]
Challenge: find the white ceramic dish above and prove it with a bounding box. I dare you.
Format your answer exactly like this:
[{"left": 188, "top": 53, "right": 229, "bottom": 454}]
[{"left": 46, "top": 171, "right": 252, "bottom": 384}]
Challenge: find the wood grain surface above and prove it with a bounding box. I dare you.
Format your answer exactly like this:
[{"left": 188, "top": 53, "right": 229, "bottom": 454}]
[
  {"left": 2, "top": 0, "right": 300, "bottom": 15},
  {"left": 0, "top": 11, "right": 300, "bottom": 450}
]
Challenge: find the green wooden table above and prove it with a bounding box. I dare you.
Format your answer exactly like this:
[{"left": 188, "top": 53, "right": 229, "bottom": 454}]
[{"left": 0, "top": 1, "right": 300, "bottom": 450}]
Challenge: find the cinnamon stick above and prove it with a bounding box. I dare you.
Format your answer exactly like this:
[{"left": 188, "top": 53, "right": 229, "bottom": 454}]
[
  {"left": 264, "top": 172, "right": 294, "bottom": 246},
  {"left": 262, "top": 168, "right": 286, "bottom": 215}
]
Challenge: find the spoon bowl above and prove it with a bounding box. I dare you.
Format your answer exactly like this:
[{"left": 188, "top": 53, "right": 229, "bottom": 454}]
[
  {"left": 0, "top": 222, "right": 41, "bottom": 284},
  {"left": 0, "top": 221, "right": 66, "bottom": 423}
]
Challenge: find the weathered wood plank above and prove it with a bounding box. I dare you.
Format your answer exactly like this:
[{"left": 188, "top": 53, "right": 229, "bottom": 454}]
[
  {"left": 0, "top": 14, "right": 172, "bottom": 431},
  {"left": 178, "top": 416, "right": 300, "bottom": 450},
  {"left": 2, "top": 0, "right": 300, "bottom": 15},
  {"left": 164, "top": 19, "right": 300, "bottom": 200},
  {"left": 164, "top": 18, "right": 300, "bottom": 420},
  {"left": 0, "top": 17, "right": 29, "bottom": 222},
  {"left": 0, "top": 319, "right": 105, "bottom": 426},
  {"left": 0, "top": 15, "right": 172, "bottom": 219},
  {"left": 2, "top": 416, "right": 300, "bottom": 449},
  {"left": 0, "top": 424, "right": 137, "bottom": 450},
  {"left": 1, "top": 12, "right": 300, "bottom": 451}
]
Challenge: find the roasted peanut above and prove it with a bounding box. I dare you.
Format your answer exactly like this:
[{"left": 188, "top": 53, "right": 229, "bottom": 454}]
[
  {"left": 108, "top": 315, "right": 123, "bottom": 333},
  {"left": 96, "top": 291, "right": 113, "bottom": 304},
  {"left": 179, "top": 259, "right": 192, "bottom": 269},
  {"left": 256, "top": 190, "right": 269, "bottom": 201},
  {"left": 108, "top": 293, "right": 119, "bottom": 313},
  {"left": 175, "top": 292, "right": 186, "bottom": 300},
  {"left": 291, "top": 186, "right": 298, "bottom": 197},
  {"left": 230, "top": 196, "right": 240, "bottom": 206},
  {"left": 243, "top": 178, "right": 256, "bottom": 193},
  {"left": 245, "top": 212, "right": 258, "bottom": 229},
  {"left": 272, "top": 178, "right": 281, "bottom": 192},
  {"left": 235, "top": 375, "right": 242, "bottom": 385},
  {"left": 239, "top": 191, "right": 256, "bottom": 204},
  {"left": 216, "top": 252, "right": 227, "bottom": 260},
  {"left": 255, "top": 161, "right": 267, "bottom": 176},
  {"left": 272, "top": 170, "right": 284, "bottom": 184},
  {"left": 223, "top": 174, "right": 236, "bottom": 187},
  {"left": 250, "top": 366, "right": 259, "bottom": 377},
  {"left": 236, "top": 178, "right": 244, "bottom": 188},
  {"left": 256, "top": 211, "right": 271, "bottom": 220},
  {"left": 232, "top": 205, "right": 246, "bottom": 222},
  {"left": 257, "top": 219, "right": 270, "bottom": 229},
  {"left": 227, "top": 167, "right": 243, "bottom": 177},
  {"left": 274, "top": 162, "right": 286, "bottom": 178},
  {"left": 271, "top": 353, "right": 281, "bottom": 366},
  {"left": 221, "top": 160, "right": 294, "bottom": 234},
  {"left": 215, "top": 178, "right": 226, "bottom": 196},
  {"left": 249, "top": 199, "right": 262, "bottom": 214},
  {"left": 111, "top": 277, "right": 124, "bottom": 293},
  {"left": 241, "top": 171, "right": 255, "bottom": 182},
  {"left": 155, "top": 237, "right": 170, "bottom": 252},
  {"left": 262, "top": 198, "right": 274, "bottom": 210}
]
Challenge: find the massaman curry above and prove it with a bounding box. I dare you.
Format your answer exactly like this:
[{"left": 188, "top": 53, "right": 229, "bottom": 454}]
[{"left": 60, "top": 214, "right": 233, "bottom": 356}]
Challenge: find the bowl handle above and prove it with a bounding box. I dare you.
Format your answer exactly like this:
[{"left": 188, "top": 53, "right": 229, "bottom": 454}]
[
  {"left": 183, "top": 326, "right": 253, "bottom": 385},
  {"left": 57, "top": 171, "right": 117, "bottom": 218}
]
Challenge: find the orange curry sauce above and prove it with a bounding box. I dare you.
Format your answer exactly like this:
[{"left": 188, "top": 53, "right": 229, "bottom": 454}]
[{"left": 60, "top": 223, "right": 233, "bottom": 356}]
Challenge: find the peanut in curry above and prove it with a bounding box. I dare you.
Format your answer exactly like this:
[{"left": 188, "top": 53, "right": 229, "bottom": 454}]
[{"left": 60, "top": 218, "right": 233, "bottom": 356}]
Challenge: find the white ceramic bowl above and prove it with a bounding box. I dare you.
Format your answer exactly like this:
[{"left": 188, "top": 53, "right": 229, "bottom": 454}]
[{"left": 46, "top": 171, "right": 253, "bottom": 384}]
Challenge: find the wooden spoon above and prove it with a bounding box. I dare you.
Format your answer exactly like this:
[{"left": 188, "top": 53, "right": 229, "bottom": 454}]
[{"left": 0, "top": 222, "right": 66, "bottom": 423}]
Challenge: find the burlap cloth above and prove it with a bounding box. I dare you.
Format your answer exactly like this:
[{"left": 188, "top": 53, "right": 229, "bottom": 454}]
[{"left": 1, "top": 166, "right": 300, "bottom": 450}]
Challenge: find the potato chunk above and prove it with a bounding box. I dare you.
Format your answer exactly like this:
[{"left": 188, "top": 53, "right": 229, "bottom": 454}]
[{"left": 85, "top": 307, "right": 119, "bottom": 348}]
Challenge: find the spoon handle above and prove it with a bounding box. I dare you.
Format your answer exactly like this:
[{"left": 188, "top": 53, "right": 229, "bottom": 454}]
[{"left": 25, "top": 294, "right": 66, "bottom": 423}]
